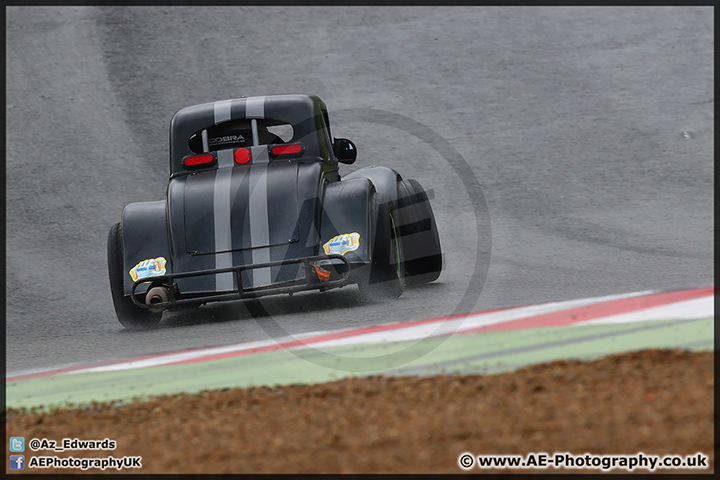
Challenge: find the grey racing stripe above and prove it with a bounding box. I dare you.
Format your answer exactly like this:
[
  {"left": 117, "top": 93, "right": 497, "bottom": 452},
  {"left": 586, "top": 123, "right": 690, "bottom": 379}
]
[
  {"left": 250, "top": 145, "right": 269, "bottom": 164},
  {"left": 248, "top": 166, "right": 271, "bottom": 287},
  {"left": 212, "top": 99, "right": 235, "bottom": 291},
  {"left": 214, "top": 99, "right": 232, "bottom": 124},
  {"left": 213, "top": 167, "right": 235, "bottom": 292},
  {"left": 247, "top": 96, "right": 269, "bottom": 285},
  {"left": 245, "top": 96, "right": 265, "bottom": 119},
  {"left": 217, "top": 149, "right": 234, "bottom": 168}
]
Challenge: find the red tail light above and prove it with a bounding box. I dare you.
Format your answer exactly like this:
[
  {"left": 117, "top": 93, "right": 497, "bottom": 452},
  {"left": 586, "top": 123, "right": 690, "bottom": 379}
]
[
  {"left": 183, "top": 154, "right": 215, "bottom": 168},
  {"left": 234, "top": 148, "right": 252, "bottom": 164},
  {"left": 271, "top": 144, "right": 303, "bottom": 157}
]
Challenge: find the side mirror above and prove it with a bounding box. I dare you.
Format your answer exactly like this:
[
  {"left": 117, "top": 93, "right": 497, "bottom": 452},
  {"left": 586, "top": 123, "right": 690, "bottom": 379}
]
[{"left": 333, "top": 138, "right": 357, "bottom": 164}]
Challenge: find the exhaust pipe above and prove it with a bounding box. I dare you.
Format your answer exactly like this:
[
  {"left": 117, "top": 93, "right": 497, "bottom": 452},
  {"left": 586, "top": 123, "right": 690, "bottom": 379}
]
[{"left": 146, "top": 286, "right": 170, "bottom": 313}]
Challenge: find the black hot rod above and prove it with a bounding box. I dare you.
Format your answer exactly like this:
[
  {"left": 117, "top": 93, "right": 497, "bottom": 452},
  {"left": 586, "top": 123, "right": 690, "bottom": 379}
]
[{"left": 108, "top": 94, "right": 441, "bottom": 329}]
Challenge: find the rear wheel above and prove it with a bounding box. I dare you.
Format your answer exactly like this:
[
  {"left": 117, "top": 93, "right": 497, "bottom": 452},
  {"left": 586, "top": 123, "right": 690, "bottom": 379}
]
[
  {"left": 107, "top": 222, "right": 163, "bottom": 330},
  {"left": 396, "top": 178, "right": 442, "bottom": 285},
  {"left": 357, "top": 192, "right": 405, "bottom": 301}
]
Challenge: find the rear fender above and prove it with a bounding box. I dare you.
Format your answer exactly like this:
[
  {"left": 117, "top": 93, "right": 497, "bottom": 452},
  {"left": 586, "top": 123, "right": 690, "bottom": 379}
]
[
  {"left": 320, "top": 178, "right": 373, "bottom": 265},
  {"left": 343, "top": 166, "right": 401, "bottom": 204},
  {"left": 121, "top": 201, "right": 171, "bottom": 295}
]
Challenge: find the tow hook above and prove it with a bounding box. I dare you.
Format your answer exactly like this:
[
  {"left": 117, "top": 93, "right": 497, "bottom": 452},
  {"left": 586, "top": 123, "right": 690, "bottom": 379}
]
[{"left": 146, "top": 286, "right": 170, "bottom": 313}]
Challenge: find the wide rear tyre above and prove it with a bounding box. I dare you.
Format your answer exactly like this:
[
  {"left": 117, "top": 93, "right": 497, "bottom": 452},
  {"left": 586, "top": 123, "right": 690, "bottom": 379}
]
[
  {"left": 107, "top": 222, "right": 163, "bottom": 330},
  {"left": 396, "top": 178, "right": 442, "bottom": 285},
  {"left": 357, "top": 192, "right": 405, "bottom": 301}
]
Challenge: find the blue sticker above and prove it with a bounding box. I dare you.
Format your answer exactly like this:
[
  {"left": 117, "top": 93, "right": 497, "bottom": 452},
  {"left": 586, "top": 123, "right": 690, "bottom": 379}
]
[
  {"left": 129, "top": 257, "right": 167, "bottom": 282},
  {"left": 323, "top": 233, "right": 360, "bottom": 256}
]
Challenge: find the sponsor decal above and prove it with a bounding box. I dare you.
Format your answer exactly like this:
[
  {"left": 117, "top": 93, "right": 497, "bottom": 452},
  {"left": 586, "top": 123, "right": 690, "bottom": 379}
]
[
  {"left": 323, "top": 232, "right": 360, "bottom": 256},
  {"left": 129, "top": 257, "right": 167, "bottom": 282},
  {"left": 208, "top": 134, "right": 245, "bottom": 146}
]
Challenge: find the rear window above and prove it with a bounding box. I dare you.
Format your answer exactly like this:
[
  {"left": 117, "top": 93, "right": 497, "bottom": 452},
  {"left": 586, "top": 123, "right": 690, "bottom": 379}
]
[{"left": 188, "top": 119, "right": 294, "bottom": 153}]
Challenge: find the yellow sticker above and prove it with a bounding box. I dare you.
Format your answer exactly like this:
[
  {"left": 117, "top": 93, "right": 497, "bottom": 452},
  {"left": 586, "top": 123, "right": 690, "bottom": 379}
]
[
  {"left": 323, "top": 233, "right": 360, "bottom": 256},
  {"left": 129, "top": 257, "right": 167, "bottom": 282}
]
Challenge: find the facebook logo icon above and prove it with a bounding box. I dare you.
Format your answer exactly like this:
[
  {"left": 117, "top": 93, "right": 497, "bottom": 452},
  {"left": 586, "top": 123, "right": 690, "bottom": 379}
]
[{"left": 10, "top": 455, "right": 25, "bottom": 470}]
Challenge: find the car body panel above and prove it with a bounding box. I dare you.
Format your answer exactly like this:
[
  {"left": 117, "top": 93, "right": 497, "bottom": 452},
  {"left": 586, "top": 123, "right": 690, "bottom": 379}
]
[
  {"left": 121, "top": 200, "right": 171, "bottom": 296},
  {"left": 161, "top": 160, "right": 339, "bottom": 295},
  {"left": 319, "top": 176, "right": 373, "bottom": 266},
  {"left": 181, "top": 162, "right": 302, "bottom": 255},
  {"left": 344, "top": 165, "right": 402, "bottom": 205}
]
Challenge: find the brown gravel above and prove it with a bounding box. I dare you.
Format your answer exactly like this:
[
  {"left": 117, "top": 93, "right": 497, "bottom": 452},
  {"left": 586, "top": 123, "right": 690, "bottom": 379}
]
[{"left": 5, "top": 349, "right": 713, "bottom": 474}]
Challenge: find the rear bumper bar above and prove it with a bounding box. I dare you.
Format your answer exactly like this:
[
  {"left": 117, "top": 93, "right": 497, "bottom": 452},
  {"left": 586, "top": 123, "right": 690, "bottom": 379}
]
[{"left": 130, "top": 254, "right": 352, "bottom": 310}]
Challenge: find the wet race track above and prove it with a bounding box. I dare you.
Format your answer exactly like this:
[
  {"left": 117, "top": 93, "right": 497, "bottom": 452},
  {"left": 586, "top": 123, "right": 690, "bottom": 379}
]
[{"left": 6, "top": 7, "right": 713, "bottom": 374}]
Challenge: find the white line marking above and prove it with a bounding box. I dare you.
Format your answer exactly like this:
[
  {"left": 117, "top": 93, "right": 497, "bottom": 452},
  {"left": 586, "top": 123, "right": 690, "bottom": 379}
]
[
  {"left": 582, "top": 296, "right": 714, "bottom": 325},
  {"left": 70, "top": 332, "right": 321, "bottom": 373},
  {"left": 67, "top": 290, "right": 669, "bottom": 374},
  {"left": 305, "top": 291, "right": 660, "bottom": 349}
]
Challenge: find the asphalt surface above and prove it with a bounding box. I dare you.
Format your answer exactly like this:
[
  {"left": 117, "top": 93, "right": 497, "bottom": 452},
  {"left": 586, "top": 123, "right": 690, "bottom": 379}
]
[{"left": 6, "top": 7, "right": 714, "bottom": 373}]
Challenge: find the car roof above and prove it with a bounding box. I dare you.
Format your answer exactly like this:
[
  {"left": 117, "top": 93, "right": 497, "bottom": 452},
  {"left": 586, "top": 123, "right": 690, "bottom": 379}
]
[{"left": 169, "top": 94, "right": 331, "bottom": 174}]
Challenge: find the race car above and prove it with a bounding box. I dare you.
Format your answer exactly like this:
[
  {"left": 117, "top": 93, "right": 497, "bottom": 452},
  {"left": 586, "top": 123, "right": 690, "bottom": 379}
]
[{"left": 107, "top": 94, "right": 442, "bottom": 329}]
